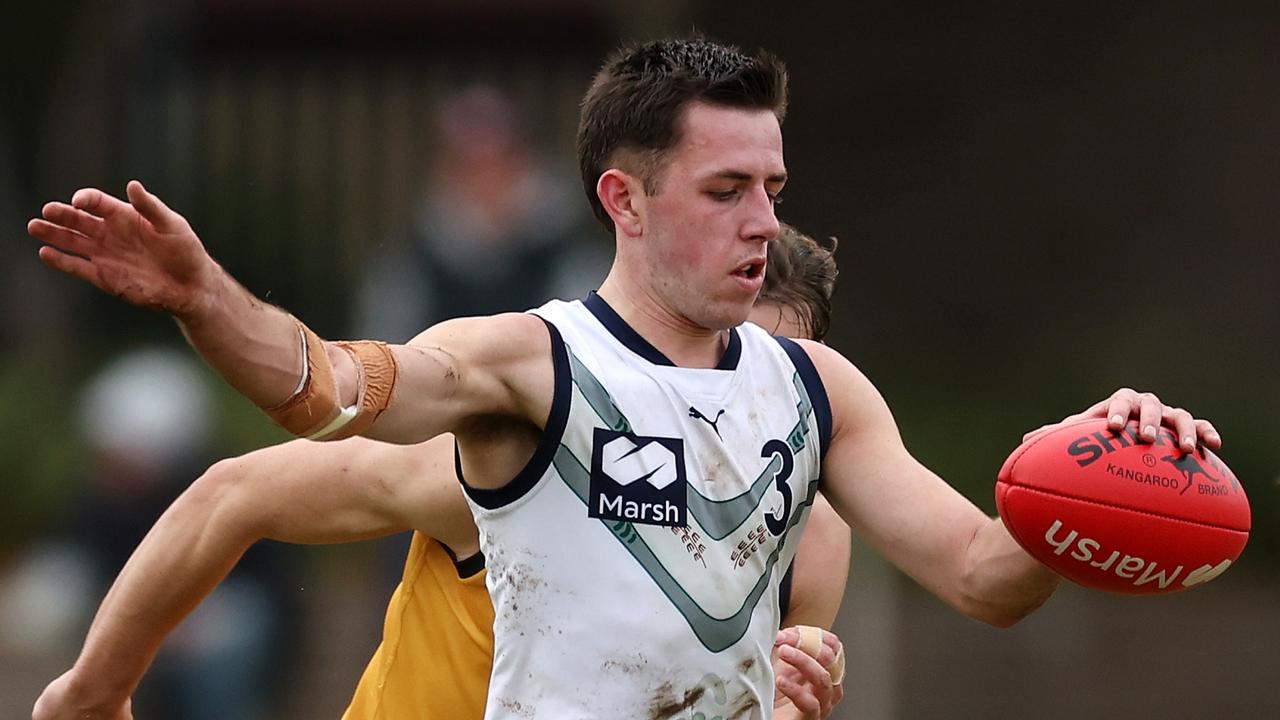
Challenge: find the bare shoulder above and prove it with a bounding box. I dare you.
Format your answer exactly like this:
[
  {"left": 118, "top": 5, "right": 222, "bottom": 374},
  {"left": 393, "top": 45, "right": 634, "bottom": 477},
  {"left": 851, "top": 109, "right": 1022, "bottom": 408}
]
[
  {"left": 407, "top": 312, "right": 551, "bottom": 366},
  {"left": 789, "top": 340, "right": 895, "bottom": 439},
  {"left": 789, "top": 339, "right": 859, "bottom": 383}
]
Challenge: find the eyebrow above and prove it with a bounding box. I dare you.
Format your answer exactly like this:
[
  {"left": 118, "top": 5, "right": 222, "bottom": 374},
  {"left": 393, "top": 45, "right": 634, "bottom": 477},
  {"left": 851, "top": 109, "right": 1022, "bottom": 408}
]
[{"left": 709, "top": 170, "right": 789, "bottom": 184}]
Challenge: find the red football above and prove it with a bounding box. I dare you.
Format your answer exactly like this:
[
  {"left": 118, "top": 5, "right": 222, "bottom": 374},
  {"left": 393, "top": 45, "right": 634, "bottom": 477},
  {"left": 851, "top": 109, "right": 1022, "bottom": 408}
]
[{"left": 996, "top": 418, "right": 1250, "bottom": 595}]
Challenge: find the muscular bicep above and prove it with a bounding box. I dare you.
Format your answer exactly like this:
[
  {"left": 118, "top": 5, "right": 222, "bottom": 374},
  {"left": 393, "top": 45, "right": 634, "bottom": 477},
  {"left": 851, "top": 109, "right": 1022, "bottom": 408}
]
[
  {"left": 802, "top": 341, "right": 993, "bottom": 612},
  {"left": 782, "top": 493, "right": 851, "bottom": 630},
  {"left": 360, "top": 313, "right": 553, "bottom": 445}
]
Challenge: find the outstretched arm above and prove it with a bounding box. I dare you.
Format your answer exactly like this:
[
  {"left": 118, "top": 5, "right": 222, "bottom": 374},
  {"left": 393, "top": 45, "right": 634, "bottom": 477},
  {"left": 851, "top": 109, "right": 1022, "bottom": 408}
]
[
  {"left": 28, "top": 182, "right": 549, "bottom": 445},
  {"left": 32, "top": 435, "right": 470, "bottom": 720},
  {"left": 804, "top": 341, "right": 1221, "bottom": 627}
]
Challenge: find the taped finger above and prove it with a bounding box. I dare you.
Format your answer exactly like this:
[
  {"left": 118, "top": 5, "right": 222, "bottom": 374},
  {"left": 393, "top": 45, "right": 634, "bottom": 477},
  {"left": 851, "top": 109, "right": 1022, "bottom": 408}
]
[
  {"left": 795, "top": 625, "right": 824, "bottom": 659},
  {"left": 828, "top": 643, "right": 845, "bottom": 685},
  {"left": 792, "top": 625, "right": 845, "bottom": 685}
]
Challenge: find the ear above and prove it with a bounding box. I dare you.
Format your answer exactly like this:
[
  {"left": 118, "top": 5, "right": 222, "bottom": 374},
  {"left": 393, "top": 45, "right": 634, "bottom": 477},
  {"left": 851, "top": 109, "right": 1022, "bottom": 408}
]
[{"left": 596, "top": 169, "right": 644, "bottom": 238}]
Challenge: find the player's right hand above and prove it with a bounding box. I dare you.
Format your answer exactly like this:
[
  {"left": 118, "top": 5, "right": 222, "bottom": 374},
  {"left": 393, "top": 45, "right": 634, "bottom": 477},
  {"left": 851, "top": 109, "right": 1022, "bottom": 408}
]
[
  {"left": 28, "top": 180, "right": 216, "bottom": 318},
  {"left": 773, "top": 626, "right": 845, "bottom": 719},
  {"left": 1020, "top": 388, "right": 1221, "bottom": 455},
  {"left": 32, "top": 669, "right": 133, "bottom": 720}
]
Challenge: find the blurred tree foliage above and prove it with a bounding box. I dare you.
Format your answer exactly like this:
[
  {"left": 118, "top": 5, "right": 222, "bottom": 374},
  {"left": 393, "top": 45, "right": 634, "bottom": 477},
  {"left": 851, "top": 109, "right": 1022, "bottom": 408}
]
[{"left": 0, "top": 352, "right": 82, "bottom": 551}]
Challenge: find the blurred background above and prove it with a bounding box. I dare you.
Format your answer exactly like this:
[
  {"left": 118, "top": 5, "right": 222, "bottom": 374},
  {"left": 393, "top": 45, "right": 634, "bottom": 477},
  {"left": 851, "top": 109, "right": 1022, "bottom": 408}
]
[{"left": 2, "top": 1, "right": 1278, "bottom": 718}]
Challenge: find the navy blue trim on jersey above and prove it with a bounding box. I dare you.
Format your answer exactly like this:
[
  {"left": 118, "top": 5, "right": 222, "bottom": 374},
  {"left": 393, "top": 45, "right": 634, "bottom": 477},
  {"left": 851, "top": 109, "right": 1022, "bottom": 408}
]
[
  {"left": 460, "top": 317, "right": 572, "bottom": 509},
  {"left": 439, "top": 541, "right": 487, "bottom": 579},
  {"left": 453, "top": 551, "right": 487, "bottom": 579},
  {"left": 774, "top": 337, "right": 833, "bottom": 459},
  {"left": 584, "top": 291, "right": 741, "bottom": 371},
  {"left": 779, "top": 562, "right": 794, "bottom": 618},
  {"left": 717, "top": 328, "right": 742, "bottom": 370}
]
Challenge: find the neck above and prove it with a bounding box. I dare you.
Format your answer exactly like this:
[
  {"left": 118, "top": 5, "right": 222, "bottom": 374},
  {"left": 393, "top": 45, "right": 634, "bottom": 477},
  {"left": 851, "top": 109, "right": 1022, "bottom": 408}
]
[{"left": 596, "top": 273, "right": 730, "bottom": 369}]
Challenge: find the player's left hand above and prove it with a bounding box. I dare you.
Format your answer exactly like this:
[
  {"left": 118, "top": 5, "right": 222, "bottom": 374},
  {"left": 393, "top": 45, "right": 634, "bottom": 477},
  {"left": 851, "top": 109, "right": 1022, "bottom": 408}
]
[
  {"left": 772, "top": 625, "right": 844, "bottom": 719},
  {"left": 1022, "top": 387, "right": 1221, "bottom": 455}
]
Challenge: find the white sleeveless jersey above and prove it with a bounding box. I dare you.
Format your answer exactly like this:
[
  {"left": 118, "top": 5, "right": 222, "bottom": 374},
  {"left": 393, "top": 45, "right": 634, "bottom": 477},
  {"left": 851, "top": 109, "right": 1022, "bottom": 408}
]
[{"left": 463, "top": 294, "right": 831, "bottom": 720}]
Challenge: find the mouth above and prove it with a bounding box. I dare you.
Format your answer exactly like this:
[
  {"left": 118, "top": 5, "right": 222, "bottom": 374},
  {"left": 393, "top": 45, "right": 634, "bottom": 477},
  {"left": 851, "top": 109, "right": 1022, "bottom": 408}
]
[{"left": 732, "top": 258, "right": 767, "bottom": 282}]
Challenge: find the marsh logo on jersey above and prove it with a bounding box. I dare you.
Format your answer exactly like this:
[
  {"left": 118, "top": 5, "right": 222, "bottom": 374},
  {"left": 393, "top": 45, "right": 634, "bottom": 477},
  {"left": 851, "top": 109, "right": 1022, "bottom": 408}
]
[{"left": 589, "top": 428, "right": 687, "bottom": 527}]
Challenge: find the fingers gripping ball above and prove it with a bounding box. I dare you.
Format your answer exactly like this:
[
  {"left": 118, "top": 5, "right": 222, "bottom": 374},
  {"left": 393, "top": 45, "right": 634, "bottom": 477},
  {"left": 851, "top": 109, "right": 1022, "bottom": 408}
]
[
  {"left": 996, "top": 418, "right": 1250, "bottom": 595},
  {"left": 794, "top": 625, "right": 845, "bottom": 685}
]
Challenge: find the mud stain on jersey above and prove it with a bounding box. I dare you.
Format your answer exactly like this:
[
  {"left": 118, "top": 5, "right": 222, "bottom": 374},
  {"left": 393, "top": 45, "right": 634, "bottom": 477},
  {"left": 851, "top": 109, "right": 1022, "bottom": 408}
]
[
  {"left": 647, "top": 682, "right": 707, "bottom": 720},
  {"left": 727, "top": 699, "right": 760, "bottom": 720},
  {"left": 701, "top": 457, "right": 726, "bottom": 488},
  {"left": 505, "top": 560, "right": 546, "bottom": 596},
  {"left": 496, "top": 697, "right": 536, "bottom": 719},
  {"left": 601, "top": 652, "right": 650, "bottom": 675}
]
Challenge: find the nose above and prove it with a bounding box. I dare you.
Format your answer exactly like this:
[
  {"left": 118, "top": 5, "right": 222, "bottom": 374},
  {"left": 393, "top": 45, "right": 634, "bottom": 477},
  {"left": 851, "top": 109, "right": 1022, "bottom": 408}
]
[{"left": 741, "top": 186, "right": 780, "bottom": 243}]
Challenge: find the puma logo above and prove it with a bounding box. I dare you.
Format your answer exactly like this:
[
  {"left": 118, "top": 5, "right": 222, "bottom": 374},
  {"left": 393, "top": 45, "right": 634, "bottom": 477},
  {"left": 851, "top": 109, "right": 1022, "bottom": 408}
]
[
  {"left": 1162, "top": 454, "right": 1220, "bottom": 496},
  {"left": 688, "top": 406, "right": 726, "bottom": 439}
]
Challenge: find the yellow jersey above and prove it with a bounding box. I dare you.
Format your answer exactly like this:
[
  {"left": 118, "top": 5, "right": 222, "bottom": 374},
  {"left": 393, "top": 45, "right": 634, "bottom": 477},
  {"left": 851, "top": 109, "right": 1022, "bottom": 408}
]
[{"left": 342, "top": 532, "right": 494, "bottom": 720}]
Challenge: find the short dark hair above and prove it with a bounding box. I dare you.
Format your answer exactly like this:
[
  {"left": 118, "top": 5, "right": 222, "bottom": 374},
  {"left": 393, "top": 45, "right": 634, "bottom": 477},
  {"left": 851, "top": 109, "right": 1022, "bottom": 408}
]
[
  {"left": 577, "top": 37, "right": 789, "bottom": 232},
  {"left": 759, "top": 223, "right": 839, "bottom": 341}
]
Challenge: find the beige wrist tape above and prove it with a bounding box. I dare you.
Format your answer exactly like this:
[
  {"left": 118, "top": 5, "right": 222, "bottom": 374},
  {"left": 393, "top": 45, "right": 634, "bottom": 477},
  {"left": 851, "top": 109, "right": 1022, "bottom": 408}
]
[
  {"left": 264, "top": 322, "right": 344, "bottom": 437},
  {"left": 263, "top": 321, "right": 398, "bottom": 440},
  {"left": 325, "top": 340, "right": 398, "bottom": 440},
  {"left": 794, "top": 624, "right": 846, "bottom": 685}
]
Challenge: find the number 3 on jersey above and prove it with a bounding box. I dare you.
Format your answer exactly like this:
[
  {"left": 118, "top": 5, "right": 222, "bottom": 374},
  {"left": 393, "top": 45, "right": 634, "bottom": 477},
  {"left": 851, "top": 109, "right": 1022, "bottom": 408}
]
[{"left": 761, "top": 439, "right": 795, "bottom": 536}]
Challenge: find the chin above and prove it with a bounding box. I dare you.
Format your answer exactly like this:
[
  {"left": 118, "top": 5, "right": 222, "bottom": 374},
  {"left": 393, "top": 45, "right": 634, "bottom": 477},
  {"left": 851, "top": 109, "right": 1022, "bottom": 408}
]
[{"left": 694, "top": 302, "right": 753, "bottom": 331}]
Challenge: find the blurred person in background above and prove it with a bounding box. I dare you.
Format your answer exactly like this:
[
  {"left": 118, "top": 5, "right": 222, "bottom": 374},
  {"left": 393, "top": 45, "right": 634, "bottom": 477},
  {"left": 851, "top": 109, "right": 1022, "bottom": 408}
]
[
  {"left": 1, "top": 348, "right": 296, "bottom": 720},
  {"left": 355, "top": 83, "right": 603, "bottom": 343}
]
